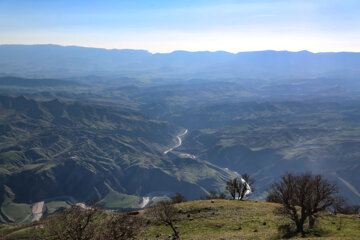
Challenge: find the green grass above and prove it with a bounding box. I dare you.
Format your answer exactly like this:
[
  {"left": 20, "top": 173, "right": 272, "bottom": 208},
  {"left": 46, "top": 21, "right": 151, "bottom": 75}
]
[
  {"left": 3, "top": 200, "right": 360, "bottom": 240},
  {"left": 1, "top": 199, "right": 31, "bottom": 223},
  {"left": 139, "top": 200, "right": 360, "bottom": 240},
  {"left": 97, "top": 191, "right": 140, "bottom": 209},
  {"left": 45, "top": 201, "right": 71, "bottom": 214}
]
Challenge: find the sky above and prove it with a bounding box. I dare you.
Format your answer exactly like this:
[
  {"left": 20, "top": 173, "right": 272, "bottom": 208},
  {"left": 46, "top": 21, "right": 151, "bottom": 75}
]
[{"left": 0, "top": 0, "right": 359, "bottom": 53}]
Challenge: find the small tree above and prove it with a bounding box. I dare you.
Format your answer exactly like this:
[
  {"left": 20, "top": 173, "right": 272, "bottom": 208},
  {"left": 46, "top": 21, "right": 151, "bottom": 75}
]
[
  {"left": 36, "top": 205, "right": 142, "bottom": 240},
  {"left": 171, "top": 193, "right": 187, "bottom": 204},
  {"left": 226, "top": 174, "right": 254, "bottom": 200},
  {"left": 37, "top": 205, "right": 99, "bottom": 240},
  {"left": 333, "top": 196, "right": 360, "bottom": 215},
  {"left": 239, "top": 173, "right": 254, "bottom": 200},
  {"left": 96, "top": 213, "right": 142, "bottom": 240},
  {"left": 267, "top": 172, "right": 338, "bottom": 235},
  {"left": 226, "top": 178, "right": 238, "bottom": 200},
  {"left": 149, "top": 200, "right": 179, "bottom": 239}
]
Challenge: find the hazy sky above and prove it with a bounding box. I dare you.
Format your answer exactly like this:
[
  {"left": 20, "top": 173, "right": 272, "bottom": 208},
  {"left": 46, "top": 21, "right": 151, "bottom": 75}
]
[{"left": 1, "top": 0, "right": 359, "bottom": 53}]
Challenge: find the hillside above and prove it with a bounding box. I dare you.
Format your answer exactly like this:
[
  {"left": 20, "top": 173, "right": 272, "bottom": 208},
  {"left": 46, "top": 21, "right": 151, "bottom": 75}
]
[
  {"left": 140, "top": 200, "right": 360, "bottom": 240},
  {"left": 173, "top": 101, "right": 360, "bottom": 204},
  {"left": 4, "top": 200, "right": 360, "bottom": 239},
  {"left": 0, "top": 95, "right": 235, "bottom": 223}
]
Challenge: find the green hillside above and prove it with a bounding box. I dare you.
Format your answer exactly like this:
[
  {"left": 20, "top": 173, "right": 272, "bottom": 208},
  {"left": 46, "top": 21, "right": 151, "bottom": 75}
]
[{"left": 0, "top": 95, "right": 235, "bottom": 223}]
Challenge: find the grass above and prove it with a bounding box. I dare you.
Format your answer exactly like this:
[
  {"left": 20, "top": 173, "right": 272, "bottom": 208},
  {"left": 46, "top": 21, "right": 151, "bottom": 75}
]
[
  {"left": 3, "top": 200, "right": 360, "bottom": 239},
  {"left": 97, "top": 191, "right": 140, "bottom": 209},
  {"left": 1, "top": 201, "right": 31, "bottom": 223},
  {"left": 0, "top": 193, "right": 32, "bottom": 224},
  {"left": 138, "top": 200, "right": 360, "bottom": 240},
  {"left": 45, "top": 201, "right": 71, "bottom": 214}
]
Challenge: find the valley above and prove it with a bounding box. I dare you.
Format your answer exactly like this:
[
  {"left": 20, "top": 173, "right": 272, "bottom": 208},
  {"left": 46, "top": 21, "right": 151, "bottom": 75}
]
[{"left": 0, "top": 45, "right": 359, "bottom": 225}]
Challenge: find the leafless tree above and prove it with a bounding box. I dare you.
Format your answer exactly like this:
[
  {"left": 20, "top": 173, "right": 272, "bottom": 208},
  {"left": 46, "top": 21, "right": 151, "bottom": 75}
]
[
  {"left": 37, "top": 205, "right": 99, "bottom": 240},
  {"left": 266, "top": 172, "right": 338, "bottom": 235},
  {"left": 226, "top": 174, "right": 254, "bottom": 200},
  {"left": 333, "top": 196, "right": 360, "bottom": 215},
  {"left": 36, "top": 205, "right": 142, "bottom": 240},
  {"left": 171, "top": 193, "right": 187, "bottom": 204},
  {"left": 148, "top": 200, "right": 179, "bottom": 239},
  {"left": 95, "top": 213, "right": 143, "bottom": 240},
  {"left": 226, "top": 178, "right": 238, "bottom": 199},
  {"left": 239, "top": 173, "right": 254, "bottom": 200}
]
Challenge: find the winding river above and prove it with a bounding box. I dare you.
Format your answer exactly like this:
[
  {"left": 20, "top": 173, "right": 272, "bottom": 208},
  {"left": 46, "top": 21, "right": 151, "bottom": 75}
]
[{"left": 163, "top": 129, "right": 188, "bottom": 154}]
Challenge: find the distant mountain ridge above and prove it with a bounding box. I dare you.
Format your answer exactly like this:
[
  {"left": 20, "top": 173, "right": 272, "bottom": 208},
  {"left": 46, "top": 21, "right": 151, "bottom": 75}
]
[
  {"left": 0, "top": 76, "right": 85, "bottom": 87},
  {"left": 1, "top": 44, "right": 360, "bottom": 79}
]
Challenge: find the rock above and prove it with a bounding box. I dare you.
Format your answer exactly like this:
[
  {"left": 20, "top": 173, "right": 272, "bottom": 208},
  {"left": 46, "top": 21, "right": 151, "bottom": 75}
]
[{"left": 126, "top": 211, "right": 139, "bottom": 215}]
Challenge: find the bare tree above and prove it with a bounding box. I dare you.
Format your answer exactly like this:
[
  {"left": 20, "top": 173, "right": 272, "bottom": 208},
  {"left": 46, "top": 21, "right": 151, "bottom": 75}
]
[
  {"left": 236, "top": 179, "right": 246, "bottom": 200},
  {"left": 239, "top": 173, "right": 254, "bottom": 200},
  {"left": 37, "top": 205, "right": 99, "bottom": 240},
  {"left": 333, "top": 196, "right": 360, "bottom": 215},
  {"left": 36, "top": 205, "right": 142, "bottom": 240},
  {"left": 96, "top": 213, "right": 142, "bottom": 240},
  {"left": 226, "top": 174, "right": 254, "bottom": 200},
  {"left": 148, "top": 200, "right": 179, "bottom": 239},
  {"left": 226, "top": 178, "right": 238, "bottom": 200},
  {"left": 266, "top": 172, "right": 337, "bottom": 235},
  {"left": 171, "top": 193, "right": 187, "bottom": 204}
]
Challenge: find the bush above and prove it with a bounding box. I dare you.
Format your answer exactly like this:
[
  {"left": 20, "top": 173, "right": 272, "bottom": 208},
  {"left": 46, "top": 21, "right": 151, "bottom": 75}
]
[{"left": 171, "top": 193, "right": 187, "bottom": 204}]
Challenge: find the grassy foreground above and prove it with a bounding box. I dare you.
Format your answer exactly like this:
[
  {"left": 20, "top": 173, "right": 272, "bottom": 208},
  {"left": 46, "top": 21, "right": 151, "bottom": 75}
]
[
  {"left": 3, "top": 200, "right": 360, "bottom": 239},
  {"left": 139, "top": 200, "right": 360, "bottom": 240}
]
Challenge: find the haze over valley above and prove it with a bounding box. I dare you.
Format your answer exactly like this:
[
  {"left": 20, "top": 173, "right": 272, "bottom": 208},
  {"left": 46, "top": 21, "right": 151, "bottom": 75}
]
[
  {"left": 1, "top": 1, "right": 360, "bottom": 239},
  {"left": 0, "top": 45, "right": 360, "bottom": 224}
]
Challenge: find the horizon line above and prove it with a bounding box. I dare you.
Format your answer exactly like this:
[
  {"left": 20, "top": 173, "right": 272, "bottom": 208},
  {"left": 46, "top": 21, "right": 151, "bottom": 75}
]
[{"left": 1, "top": 43, "right": 360, "bottom": 55}]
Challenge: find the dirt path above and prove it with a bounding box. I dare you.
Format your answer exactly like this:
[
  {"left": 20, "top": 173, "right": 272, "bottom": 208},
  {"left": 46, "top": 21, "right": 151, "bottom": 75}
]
[
  {"left": 139, "top": 197, "right": 151, "bottom": 208},
  {"left": 32, "top": 201, "right": 45, "bottom": 222}
]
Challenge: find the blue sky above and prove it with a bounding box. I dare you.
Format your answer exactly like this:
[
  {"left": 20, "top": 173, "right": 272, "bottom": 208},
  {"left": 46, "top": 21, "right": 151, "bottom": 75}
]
[{"left": 1, "top": 0, "right": 359, "bottom": 52}]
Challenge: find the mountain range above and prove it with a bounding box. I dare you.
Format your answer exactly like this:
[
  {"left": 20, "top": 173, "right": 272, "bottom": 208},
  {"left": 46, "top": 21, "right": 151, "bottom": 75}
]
[{"left": 1, "top": 45, "right": 360, "bottom": 80}]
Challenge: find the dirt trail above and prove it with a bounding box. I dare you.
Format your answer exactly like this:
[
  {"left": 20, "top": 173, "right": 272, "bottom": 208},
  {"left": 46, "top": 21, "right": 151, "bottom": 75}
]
[
  {"left": 32, "top": 201, "right": 44, "bottom": 222},
  {"left": 139, "top": 197, "right": 151, "bottom": 208}
]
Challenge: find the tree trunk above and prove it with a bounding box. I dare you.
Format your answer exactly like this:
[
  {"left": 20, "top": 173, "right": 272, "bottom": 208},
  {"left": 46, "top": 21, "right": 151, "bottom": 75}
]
[
  {"left": 169, "top": 222, "right": 179, "bottom": 239},
  {"left": 309, "top": 215, "right": 315, "bottom": 228},
  {"left": 296, "top": 220, "right": 305, "bottom": 236}
]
